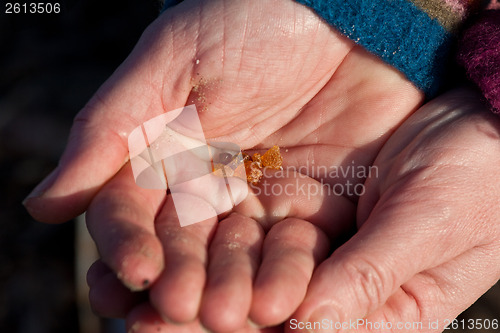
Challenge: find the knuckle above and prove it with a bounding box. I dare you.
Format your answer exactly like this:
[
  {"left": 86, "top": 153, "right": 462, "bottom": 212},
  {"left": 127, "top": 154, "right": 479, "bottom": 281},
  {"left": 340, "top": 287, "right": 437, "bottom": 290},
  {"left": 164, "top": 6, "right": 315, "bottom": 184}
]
[{"left": 340, "top": 256, "right": 394, "bottom": 314}]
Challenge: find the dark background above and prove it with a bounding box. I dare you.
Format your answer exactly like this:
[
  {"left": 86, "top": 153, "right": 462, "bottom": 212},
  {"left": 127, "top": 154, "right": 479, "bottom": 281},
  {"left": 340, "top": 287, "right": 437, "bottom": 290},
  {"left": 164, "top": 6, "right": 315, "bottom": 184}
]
[
  {"left": 1, "top": 1, "right": 159, "bottom": 332},
  {"left": 0, "top": 0, "right": 498, "bottom": 332}
]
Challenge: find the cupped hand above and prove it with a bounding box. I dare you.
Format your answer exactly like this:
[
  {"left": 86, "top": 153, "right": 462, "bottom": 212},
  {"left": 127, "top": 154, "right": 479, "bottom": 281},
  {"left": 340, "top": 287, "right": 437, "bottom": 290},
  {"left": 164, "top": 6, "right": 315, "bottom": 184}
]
[
  {"left": 22, "top": 0, "right": 425, "bottom": 331},
  {"left": 290, "top": 88, "right": 500, "bottom": 332},
  {"left": 86, "top": 164, "right": 349, "bottom": 332}
]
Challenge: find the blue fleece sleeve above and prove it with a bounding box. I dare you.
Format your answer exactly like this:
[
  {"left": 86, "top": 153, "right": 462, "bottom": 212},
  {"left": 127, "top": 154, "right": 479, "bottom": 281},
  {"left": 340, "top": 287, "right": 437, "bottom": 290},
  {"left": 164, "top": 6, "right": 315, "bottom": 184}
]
[{"left": 294, "top": 0, "right": 464, "bottom": 96}]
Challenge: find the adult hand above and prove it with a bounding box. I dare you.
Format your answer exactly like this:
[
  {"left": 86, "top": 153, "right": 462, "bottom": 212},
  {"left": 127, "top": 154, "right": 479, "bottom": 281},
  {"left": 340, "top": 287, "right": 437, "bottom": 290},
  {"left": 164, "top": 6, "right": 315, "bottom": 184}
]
[
  {"left": 291, "top": 88, "right": 500, "bottom": 332},
  {"left": 23, "top": 0, "right": 423, "bottom": 331}
]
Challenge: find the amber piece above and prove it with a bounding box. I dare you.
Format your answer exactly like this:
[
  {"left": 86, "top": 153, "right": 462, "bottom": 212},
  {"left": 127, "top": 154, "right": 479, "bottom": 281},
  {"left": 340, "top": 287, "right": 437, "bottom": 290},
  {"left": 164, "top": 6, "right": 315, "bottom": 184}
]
[
  {"left": 212, "top": 146, "right": 283, "bottom": 184},
  {"left": 242, "top": 152, "right": 251, "bottom": 160},
  {"left": 214, "top": 152, "right": 234, "bottom": 165},
  {"left": 225, "top": 154, "right": 243, "bottom": 171},
  {"left": 212, "top": 153, "right": 243, "bottom": 178},
  {"left": 252, "top": 153, "right": 262, "bottom": 168},
  {"left": 244, "top": 160, "right": 263, "bottom": 184},
  {"left": 261, "top": 145, "right": 283, "bottom": 170}
]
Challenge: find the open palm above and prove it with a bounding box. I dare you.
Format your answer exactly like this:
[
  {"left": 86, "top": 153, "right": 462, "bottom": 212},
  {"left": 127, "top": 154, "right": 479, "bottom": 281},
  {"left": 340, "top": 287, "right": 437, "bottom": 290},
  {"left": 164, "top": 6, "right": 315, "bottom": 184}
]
[{"left": 24, "top": 0, "right": 422, "bottom": 222}]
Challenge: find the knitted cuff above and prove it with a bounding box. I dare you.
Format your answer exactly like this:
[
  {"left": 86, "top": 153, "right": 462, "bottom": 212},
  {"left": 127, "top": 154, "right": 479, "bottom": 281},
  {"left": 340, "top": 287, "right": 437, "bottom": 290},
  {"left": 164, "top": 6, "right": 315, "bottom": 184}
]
[
  {"left": 457, "top": 10, "right": 500, "bottom": 114},
  {"left": 295, "top": 0, "right": 482, "bottom": 97}
]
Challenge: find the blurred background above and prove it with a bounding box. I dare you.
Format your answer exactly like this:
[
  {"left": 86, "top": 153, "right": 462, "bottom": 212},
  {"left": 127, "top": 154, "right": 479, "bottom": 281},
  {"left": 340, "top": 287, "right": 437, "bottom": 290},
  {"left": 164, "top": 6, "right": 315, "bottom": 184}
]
[
  {"left": 1, "top": 1, "right": 158, "bottom": 332},
  {"left": 0, "top": 0, "right": 498, "bottom": 332}
]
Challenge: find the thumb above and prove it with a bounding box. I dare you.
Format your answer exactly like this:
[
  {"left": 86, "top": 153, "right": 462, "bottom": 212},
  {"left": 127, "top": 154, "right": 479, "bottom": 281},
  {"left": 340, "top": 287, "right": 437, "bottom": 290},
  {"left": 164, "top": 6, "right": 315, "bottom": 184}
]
[
  {"left": 23, "top": 13, "right": 195, "bottom": 223},
  {"left": 289, "top": 178, "right": 481, "bottom": 332}
]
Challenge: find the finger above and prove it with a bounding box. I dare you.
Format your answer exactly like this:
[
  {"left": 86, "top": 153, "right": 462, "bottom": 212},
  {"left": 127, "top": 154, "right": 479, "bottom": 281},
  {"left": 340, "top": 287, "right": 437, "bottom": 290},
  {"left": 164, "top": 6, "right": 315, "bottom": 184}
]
[
  {"left": 150, "top": 194, "right": 218, "bottom": 323},
  {"left": 127, "top": 303, "right": 285, "bottom": 333},
  {"left": 23, "top": 9, "right": 196, "bottom": 223},
  {"left": 87, "top": 260, "right": 146, "bottom": 318},
  {"left": 127, "top": 303, "right": 205, "bottom": 333},
  {"left": 355, "top": 244, "right": 500, "bottom": 333},
  {"left": 234, "top": 170, "right": 356, "bottom": 238},
  {"left": 250, "top": 218, "right": 330, "bottom": 327},
  {"left": 200, "top": 213, "right": 265, "bottom": 332},
  {"left": 86, "top": 162, "right": 165, "bottom": 291},
  {"left": 290, "top": 176, "right": 491, "bottom": 332},
  {"left": 86, "top": 259, "right": 109, "bottom": 288}
]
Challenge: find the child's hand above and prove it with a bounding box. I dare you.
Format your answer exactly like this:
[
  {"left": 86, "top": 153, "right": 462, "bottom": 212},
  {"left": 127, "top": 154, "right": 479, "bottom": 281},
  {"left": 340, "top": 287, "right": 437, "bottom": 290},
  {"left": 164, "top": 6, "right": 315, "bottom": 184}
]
[
  {"left": 23, "top": 0, "right": 422, "bottom": 223},
  {"left": 86, "top": 164, "right": 351, "bottom": 332}
]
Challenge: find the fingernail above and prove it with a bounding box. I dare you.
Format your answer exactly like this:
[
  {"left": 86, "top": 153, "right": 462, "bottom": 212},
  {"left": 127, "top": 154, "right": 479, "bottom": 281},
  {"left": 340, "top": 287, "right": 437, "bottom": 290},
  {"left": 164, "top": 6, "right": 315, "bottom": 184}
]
[
  {"left": 117, "top": 271, "right": 145, "bottom": 292},
  {"left": 308, "top": 306, "right": 340, "bottom": 332},
  {"left": 22, "top": 167, "right": 60, "bottom": 204}
]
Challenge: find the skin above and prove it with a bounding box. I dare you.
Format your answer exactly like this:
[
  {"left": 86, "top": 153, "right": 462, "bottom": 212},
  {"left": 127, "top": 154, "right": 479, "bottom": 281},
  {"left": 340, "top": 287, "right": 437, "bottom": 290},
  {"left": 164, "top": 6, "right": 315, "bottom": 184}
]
[
  {"left": 85, "top": 88, "right": 500, "bottom": 333},
  {"left": 22, "top": 0, "right": 500, "bottom": 332},
  {"left": 84, "top": 89, "right": 500, "bottom": 332},
  {"left": 292, "top": 88, "right": 500, "bottom": 333}
]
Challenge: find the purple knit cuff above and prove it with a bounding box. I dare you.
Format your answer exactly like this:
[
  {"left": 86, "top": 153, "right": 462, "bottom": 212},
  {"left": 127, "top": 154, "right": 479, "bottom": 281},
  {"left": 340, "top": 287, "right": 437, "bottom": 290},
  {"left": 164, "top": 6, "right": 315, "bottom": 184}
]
[{"left": 457, "top": 10, "right": 500, "bottom": 114}]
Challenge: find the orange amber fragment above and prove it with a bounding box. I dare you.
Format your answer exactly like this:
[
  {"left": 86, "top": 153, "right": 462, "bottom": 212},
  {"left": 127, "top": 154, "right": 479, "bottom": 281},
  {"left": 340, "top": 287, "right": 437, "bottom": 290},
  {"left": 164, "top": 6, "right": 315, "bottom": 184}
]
[
  {"left": 212, "top": 146, "right": 283, "bottom": 184},
  {"left": 261, "top": 145, "right": 283, "bottom": 170},
  {"left": 244, "top": 160, "right": 263, "bottom": 184},
  {"left": 244, "top": 145, "right": 283, "bottom": 184},
  {"left": 252, "top": 153, "right": 262, "bottom": 167}
]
